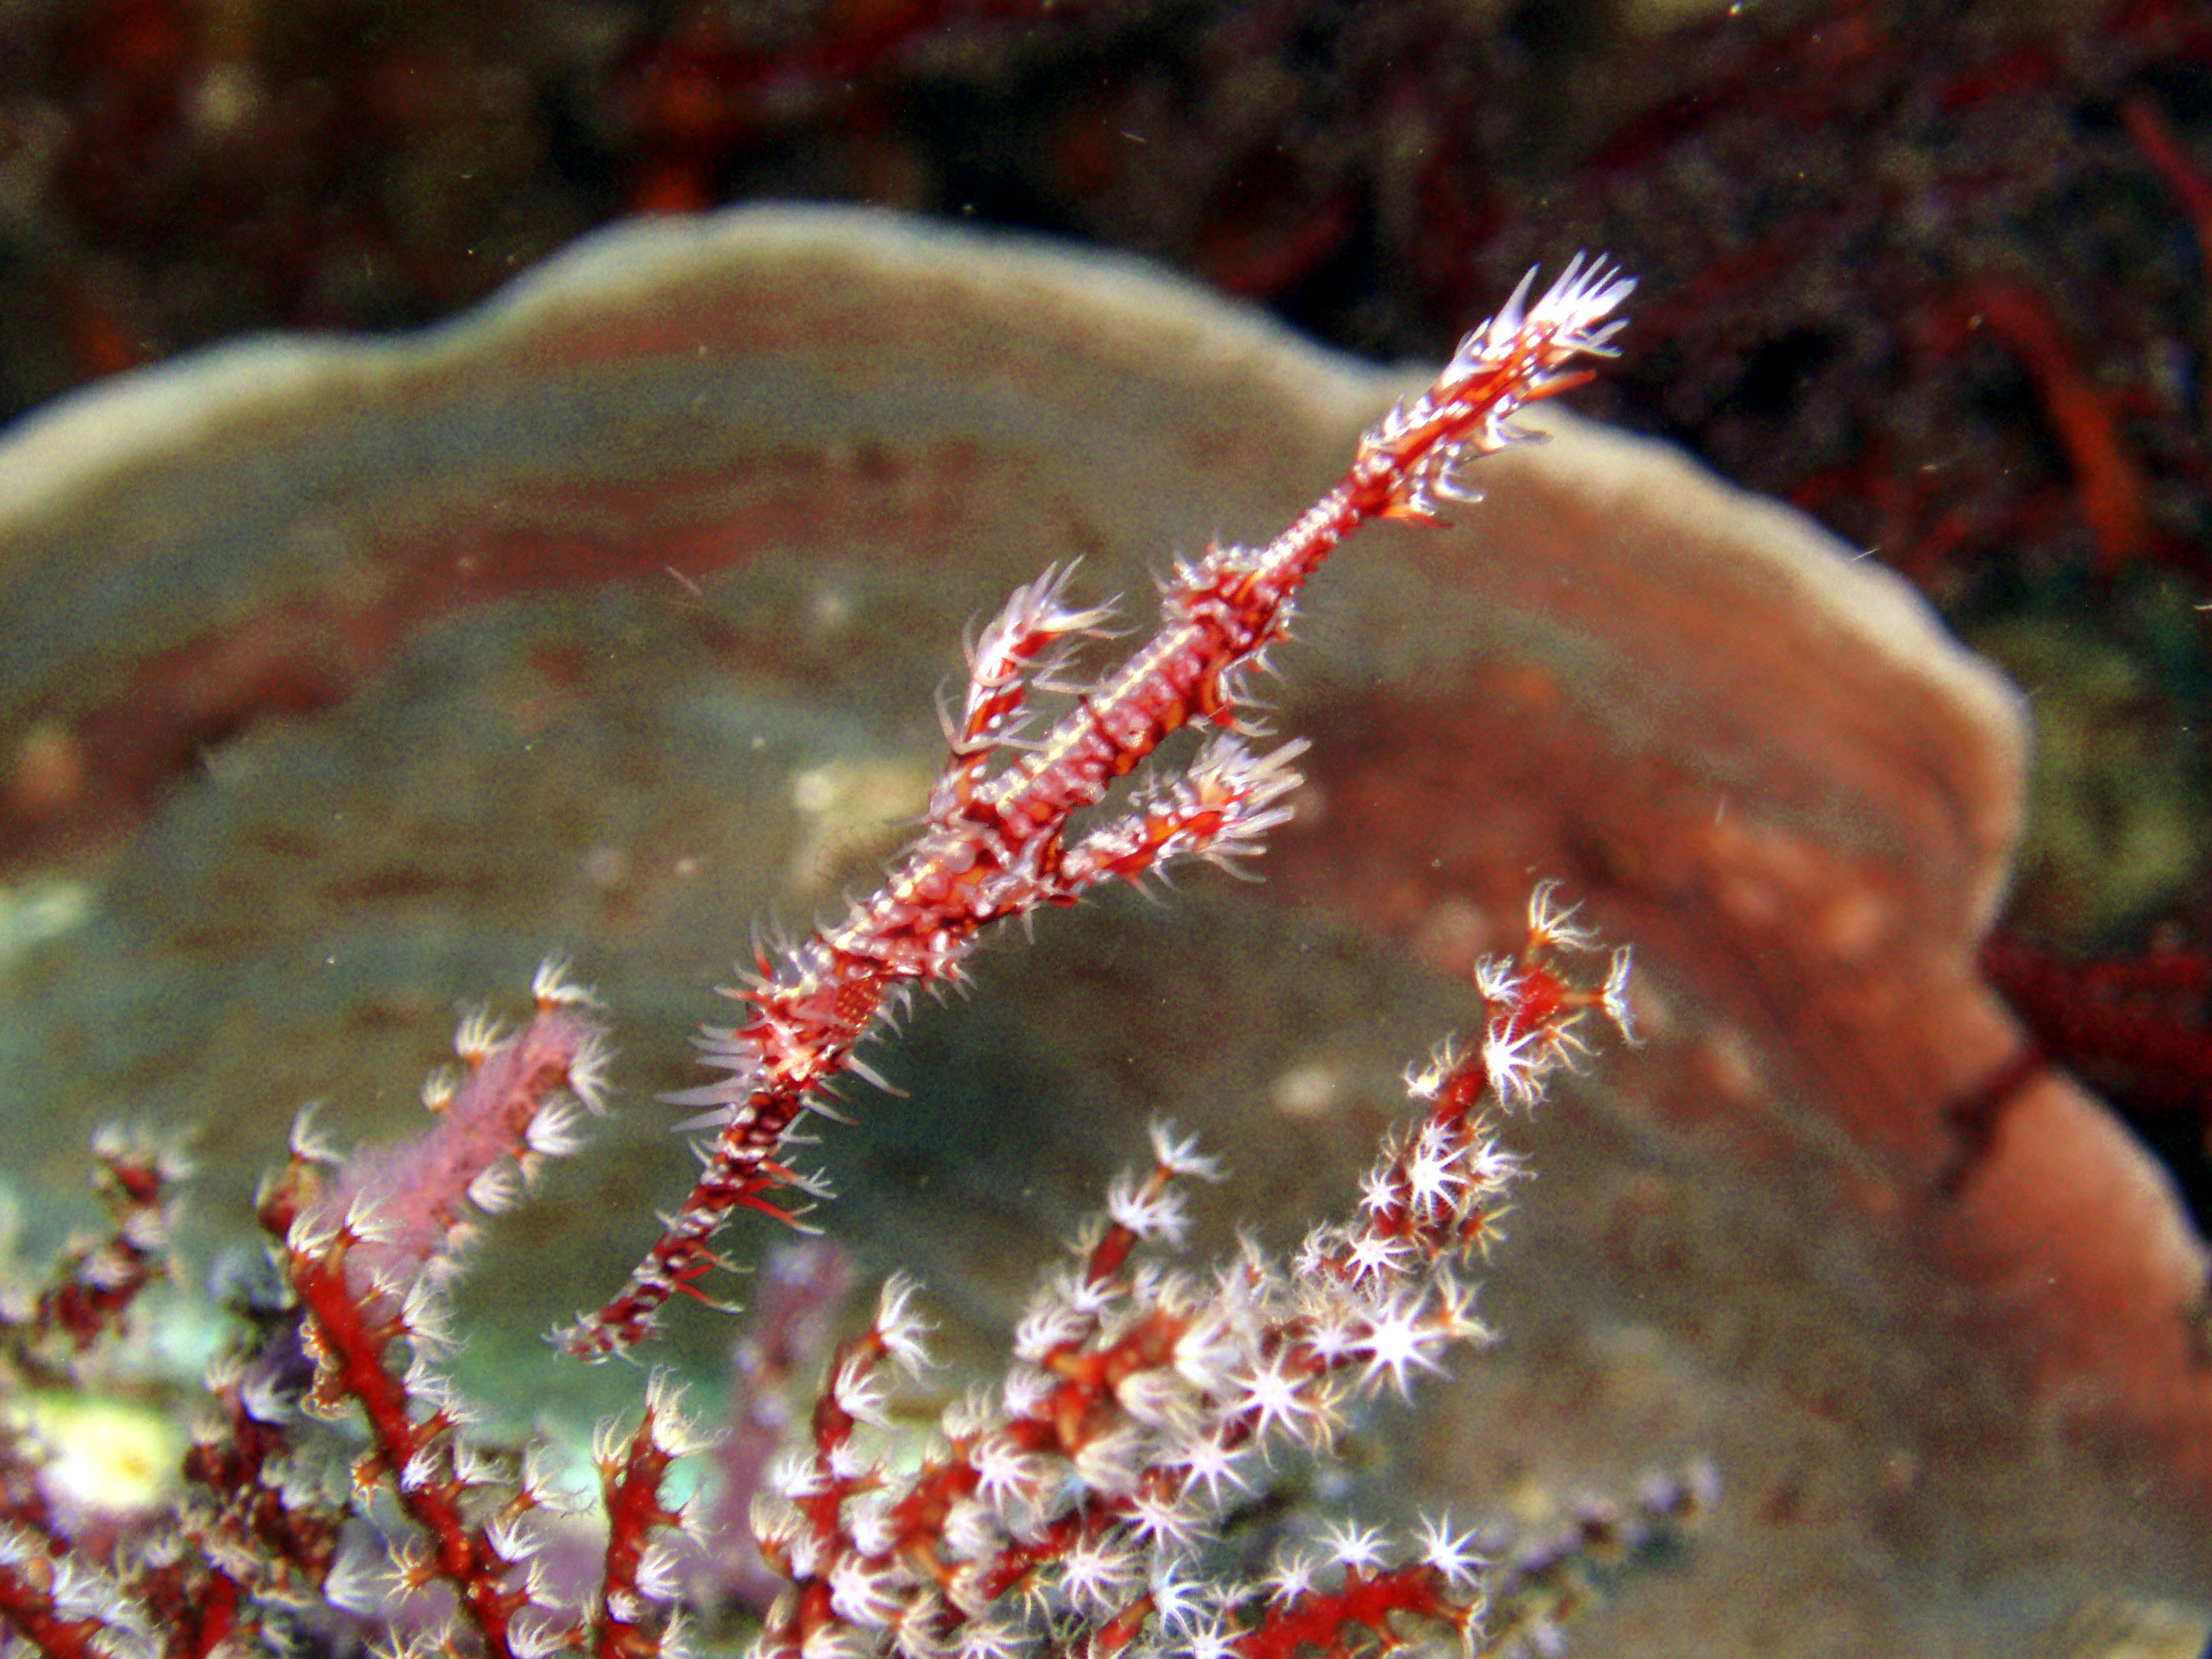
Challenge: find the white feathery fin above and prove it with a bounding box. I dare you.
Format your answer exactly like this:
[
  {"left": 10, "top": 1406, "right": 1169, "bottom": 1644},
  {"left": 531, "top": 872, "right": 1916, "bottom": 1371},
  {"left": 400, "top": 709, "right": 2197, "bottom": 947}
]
[
  {"left": 1488, "top": 262, "right": 1540, "bottom": 352},
  {"left": 841, "top": 1052, "right": 905, "bottom": 1098},
  {"left": 804, "top": 1093, "right": 858, "bottom": 1126},
  {"left": 1444, "top": 252, "right": 1636, "bottom": 389},
  {"left": 668, "top": 1106, "right": 732, "bottom": 1134},
  {"left": 1536, "top": 252, "right": 1636, "bottom": 357}
]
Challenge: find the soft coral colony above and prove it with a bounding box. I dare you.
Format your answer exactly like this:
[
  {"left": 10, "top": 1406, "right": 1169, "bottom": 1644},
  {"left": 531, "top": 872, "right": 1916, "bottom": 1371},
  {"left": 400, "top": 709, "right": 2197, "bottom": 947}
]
[{"left": 0, "top": 257, "right": 1693, "bottom": 1659}]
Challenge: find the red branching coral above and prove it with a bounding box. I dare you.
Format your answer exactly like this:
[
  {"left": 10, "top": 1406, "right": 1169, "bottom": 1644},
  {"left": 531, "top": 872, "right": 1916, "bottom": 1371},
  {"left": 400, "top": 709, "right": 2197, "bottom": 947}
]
[{"left": 746, "top": 895, "right": 1664, "bottom": 1659}]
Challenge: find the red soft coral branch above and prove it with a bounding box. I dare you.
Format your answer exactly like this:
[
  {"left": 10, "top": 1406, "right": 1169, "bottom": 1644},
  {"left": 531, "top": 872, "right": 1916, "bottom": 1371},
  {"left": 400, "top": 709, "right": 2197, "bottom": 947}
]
[
  {"left": 289, "top": 1243, "right": 529, "bottom": 1659},
  {"left": 744, "top": 888, "right": 1657, "bottom": 1659},
  {"left": 0, "top": 1544, "right": 119, "bottom": 1659},
  {"left": 1, "top": 1128, "right": 185, "bottom": 1375}
]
